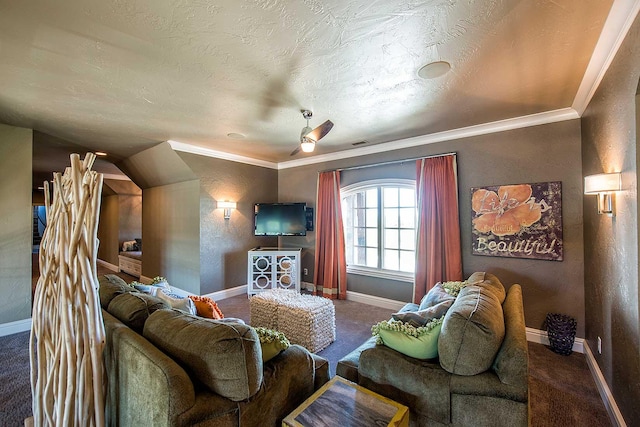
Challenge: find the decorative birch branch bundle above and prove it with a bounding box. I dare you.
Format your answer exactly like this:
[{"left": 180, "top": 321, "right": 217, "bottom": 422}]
[{"left": 30, "top": 153, "right": 105, "bottom": 427}]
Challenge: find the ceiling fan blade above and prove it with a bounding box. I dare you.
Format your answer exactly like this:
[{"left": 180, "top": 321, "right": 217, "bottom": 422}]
[
  {"left": 290, "top": 145, "right": 301, "bottom": 156},
  {"left": 306, "top": 120, "right": 334, "bottom": 142}
]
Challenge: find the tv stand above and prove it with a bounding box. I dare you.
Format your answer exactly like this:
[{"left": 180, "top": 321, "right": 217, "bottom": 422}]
[{"left": 247, "top": 247, "right": 301, "bottom": 296}]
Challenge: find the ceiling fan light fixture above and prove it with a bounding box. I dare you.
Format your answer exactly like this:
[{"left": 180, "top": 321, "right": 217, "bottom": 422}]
[
  {"left": 418, "top": 61, "right": 451, "bottom": 79},
  {"left": 300, "top": 137, "right": 316, "bottom": 153},
  {"left": 290, "top": 110, "right": 333, "bottom": 156}
]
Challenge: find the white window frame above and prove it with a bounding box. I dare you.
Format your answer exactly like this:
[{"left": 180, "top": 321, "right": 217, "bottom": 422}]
[{"left": 341, "top": 179, "right": 416, "bottom": 283}]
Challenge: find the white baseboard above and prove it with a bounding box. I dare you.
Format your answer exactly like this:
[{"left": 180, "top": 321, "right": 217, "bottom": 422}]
[
  {"left": 0, "top": 317, "right": 32, "bottom": 337},
  {"left": 345, "top": 291, "right": 406, "bottom": 311},
  {"left": 97, "top": 259, "right": 119, "bottom": 272},
  {"left": 584, "top": 342, "right": 627, "bottom": 427},
  {"left": 525, "top": 327, "right": 584, "bottom": 353},
  {"left": 203, "top": 285, "right": 248, "bottom": 301},
  {"left": 526, "top": 328, "right": 626, "bottom": 426},
  {"left": 301, "top": 281, "right": 315, "bottom": 292}
]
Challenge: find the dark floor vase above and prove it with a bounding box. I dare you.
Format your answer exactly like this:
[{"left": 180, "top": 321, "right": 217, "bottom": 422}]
[{"left": 546, "top": 313, "right": 577, "bottom": 355}]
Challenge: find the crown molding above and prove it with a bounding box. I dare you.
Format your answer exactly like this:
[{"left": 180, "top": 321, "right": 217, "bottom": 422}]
[
  {"left": 167, "top": 109, "right": 578, "bottom": 170},
  {"left": 168, "top": 140, "right": 279, "bottom": 170},
  {"left": 572, "top": 0, "right": 640, "bottom": 115},
  {"left": 277, "top": 108, "right": 580, "bottom": 170},
  {"left": 168, "top": 109, "right": 578, "bottom": 171}
]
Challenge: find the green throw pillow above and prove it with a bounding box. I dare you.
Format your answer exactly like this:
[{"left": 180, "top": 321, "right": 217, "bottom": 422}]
[
  {"left": 253, "top": 327, "right": 290, "bottom": 362},
  {"left": 372, "top": 318, "right": 443, "bottom": 360}
]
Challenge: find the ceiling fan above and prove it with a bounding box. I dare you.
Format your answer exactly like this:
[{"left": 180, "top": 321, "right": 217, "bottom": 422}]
[{"left": 290, "top": 110, "right": 334, "bottom": 156}]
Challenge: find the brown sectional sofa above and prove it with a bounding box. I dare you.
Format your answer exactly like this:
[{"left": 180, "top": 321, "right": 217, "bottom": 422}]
[
  {"left": 98, "top": 275, "right": 329, "bottom": 427},
  {"left": 336, "top": 272, "right": 530, "bottom": 427}
]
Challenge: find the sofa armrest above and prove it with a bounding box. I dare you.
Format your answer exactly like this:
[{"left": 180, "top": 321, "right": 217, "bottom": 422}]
[
  {"left": 103, "top": 310, "right": 196, "bottom": 427},
  {"left": 358, "top": 344, "right": 451, "bottom": 425},
  {"left": 336, "top": 336, "right": 377, "bottom": 382},
  {"left": 492, "top": 284, "right": 529, "bottom": 389},
  {"left": 237, "top": 345, "right": 320, "bottom": 426},
  {"left": 311, "top": 353, "right": 330, "bottom": 390}
]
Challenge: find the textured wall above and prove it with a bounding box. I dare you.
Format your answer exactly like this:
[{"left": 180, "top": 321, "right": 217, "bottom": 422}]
[
  {"left": 118, "top": 195, "right": 142, "bottom": 245},
  {"left": 0, "top": 124, "right": 32, "bottom": 323},
  {"left": 97, "top": 195, "right": 120, "bottom": 266},
  {"left": 279, "top": 119, "right": 584, "bottom": 335},
  {"left": 177, "top": 152, "right": 278, "bottom": 294},
  {"left": 143, "top": 180, "right": 201, "bottom": 294},
  {"left": 97, "top": 180, "right": 142, "bottom": 266},
  {"left": 581, "top": 11, "right": 640, "bottom": 423}
]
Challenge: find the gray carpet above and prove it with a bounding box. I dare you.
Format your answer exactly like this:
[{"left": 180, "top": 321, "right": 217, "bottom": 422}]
[
  {"left": 0, "top": 291, "right": 612, "bottom": 426},
  {"left": 216, "top": 294, "right": 395, "bottom": 377},
  {"left": 0, "top": 331, "right": 32, "bottom": 427}
]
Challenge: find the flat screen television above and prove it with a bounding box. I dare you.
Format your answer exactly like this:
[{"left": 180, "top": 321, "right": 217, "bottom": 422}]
[{"left": 254, "top": 203, "right": 307, "bottom": 236}]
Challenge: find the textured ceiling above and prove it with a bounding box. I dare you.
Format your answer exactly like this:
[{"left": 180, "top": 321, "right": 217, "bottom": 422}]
[{"left": 0, "top": 0, "right": 616, "bottom": 165}]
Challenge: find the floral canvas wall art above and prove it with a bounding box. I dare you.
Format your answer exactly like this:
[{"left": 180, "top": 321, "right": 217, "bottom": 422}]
[{"left": 471, "top": 181, "right": 563, "bottom": 261}]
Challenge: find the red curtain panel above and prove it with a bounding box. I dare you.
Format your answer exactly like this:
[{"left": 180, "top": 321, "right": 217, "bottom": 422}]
[
  {"left": 414, "top": 155, "right": 463, "bottom": 303},
  {"left": 314, "top": 171, "right": 347, "bottom": 300}
]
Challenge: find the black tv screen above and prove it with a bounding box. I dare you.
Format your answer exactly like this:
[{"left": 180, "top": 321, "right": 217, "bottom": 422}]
[{"left": 254, "top": 203, "right": 307, "bottom": 236}]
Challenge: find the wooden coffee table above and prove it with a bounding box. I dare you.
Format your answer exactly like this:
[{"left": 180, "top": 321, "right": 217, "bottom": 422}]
[{"left": 283, "top": 376, "right": 409, "bottom": 427}]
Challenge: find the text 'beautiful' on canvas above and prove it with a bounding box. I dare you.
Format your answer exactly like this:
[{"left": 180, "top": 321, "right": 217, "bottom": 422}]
[{"left": 471, "top": 181, "right": 563, "bottom": 261}]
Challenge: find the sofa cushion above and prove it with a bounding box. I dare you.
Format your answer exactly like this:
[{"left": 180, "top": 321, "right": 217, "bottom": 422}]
[
  {"left": 104, "top": 273, "right": 128, "bottom": 287},
  {"left": 438, "top": 284, "right": 505, "bottom": 375},
  {"left": 155, "top": 289, "right": 197, "bottom": 315},
  {"left": 143, "top": 309, "right": 262, "bottom": 402},
  {"left": 466, "top": 271, "right": 506, "bottom": 303},
  {"left": 130, "top": 283, "right": 159, "bottom": 295},
  {"left": 107, "top": 292, "right": 170, "bottom": 333},
  {"left": 397, "top": 302, "right": 419, "bottom": 313},
  {"left": 418, "top": 282, "right": 456, "bottom": 310},
  {"left": 99, "top": 275, "right": 134, "bottom": 309},
  {"left": 392, "top": 300, "right": 453, "bottom": 327}
]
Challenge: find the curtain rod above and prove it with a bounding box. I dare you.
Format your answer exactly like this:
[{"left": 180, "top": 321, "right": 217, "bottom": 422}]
[{"left": 320, "top": 152, "right": 457, "bottom": 174}]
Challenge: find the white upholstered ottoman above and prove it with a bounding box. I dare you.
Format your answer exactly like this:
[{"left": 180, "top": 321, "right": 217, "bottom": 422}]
[{"left": 250, "top": 289, "right": 336, "bottom": 353}]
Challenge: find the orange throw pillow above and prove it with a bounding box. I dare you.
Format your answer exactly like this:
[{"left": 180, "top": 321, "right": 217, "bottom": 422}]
[{"left": 188, "top": 295, "right": 224, "bottom": 320}]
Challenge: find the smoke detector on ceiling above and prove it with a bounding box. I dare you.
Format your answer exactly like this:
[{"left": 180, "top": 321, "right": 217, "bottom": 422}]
[{"left": 227, "top": 133, "right": 246, "bottom": 139}]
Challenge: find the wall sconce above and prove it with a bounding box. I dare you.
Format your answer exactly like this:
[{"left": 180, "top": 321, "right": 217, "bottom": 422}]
[
  {"left": 584, "top": 173, "right": 621, "bottom": 216},
  {"left": 217, "top": 201, "right": 236, "bottom": 220}
]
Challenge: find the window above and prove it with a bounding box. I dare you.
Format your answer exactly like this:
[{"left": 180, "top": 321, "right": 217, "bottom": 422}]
[{"left": 341, "top": 179, "right": 416, "bottom": 282}]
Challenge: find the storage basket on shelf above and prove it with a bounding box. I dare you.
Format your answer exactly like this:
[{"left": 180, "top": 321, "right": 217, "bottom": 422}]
[{"left": 545, "top": 313, "right": 577, "bottom": 355}]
